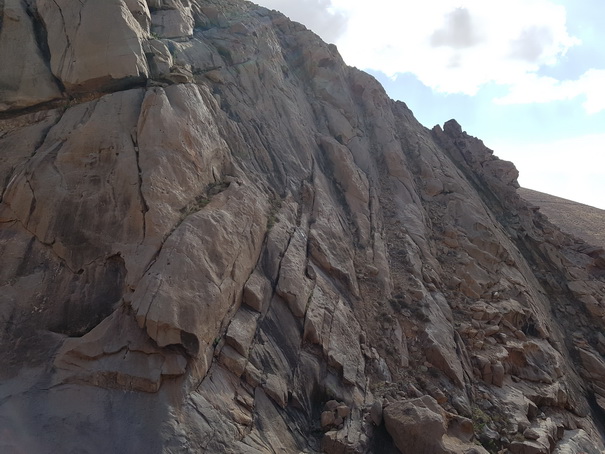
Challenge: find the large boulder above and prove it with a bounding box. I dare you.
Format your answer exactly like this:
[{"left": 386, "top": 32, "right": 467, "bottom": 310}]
[{"left": 384, "top": 396, "right": 485, "bottom": 454}]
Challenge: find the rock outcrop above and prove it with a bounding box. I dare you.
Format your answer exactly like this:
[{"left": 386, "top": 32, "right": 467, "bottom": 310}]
[{"left": 1, "top": 1, "right": 605, "bottom": 453}]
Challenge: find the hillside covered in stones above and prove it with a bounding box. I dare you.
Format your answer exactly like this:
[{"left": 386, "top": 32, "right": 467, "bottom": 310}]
[
  {"left": 1, "top": 1, "right": 605, "bottom": 453},
  {"left": 519, "top": 188, "right": 605, "bottom": 248}
]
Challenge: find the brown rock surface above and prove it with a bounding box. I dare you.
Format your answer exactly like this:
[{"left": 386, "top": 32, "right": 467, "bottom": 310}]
[
  {"left": 1, "top": 1, "right": 605, "bottom": 453},
  {"left": 0, "top": 0, "right": 62, "bottom": 111},
  {"left": 37, "top": 0, "right": 149, "bottom": 93},
  {"left": 384, "top": 395, "right": 486, "bottom": 454},
  {"left": 519, "top": 188, "right": 605, "bottom": 247}
]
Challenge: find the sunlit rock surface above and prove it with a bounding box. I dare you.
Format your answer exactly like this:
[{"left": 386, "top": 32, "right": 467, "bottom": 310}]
[{"left": 1, "top": 1, "right": 605, "bottom": 453}]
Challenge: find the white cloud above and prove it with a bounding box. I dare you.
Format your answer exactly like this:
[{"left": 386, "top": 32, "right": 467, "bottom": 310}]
[
  {"left": 494, "top": 69, "right": 605, "bottom": 113},
  {"left": 429, "top": 8, "right": 483, "bottom": 49},
  {"left": 491, "top": 134, "right": 605, "bottom": 209},
  {"left": 328, "top": 0, "right": 579, "bottom": 95},
  {"left": 254, "top": 0, "right": 605, "bottom": 113},
  {"left": 253, "top": 0, "right": 348, "bottom": 43}
]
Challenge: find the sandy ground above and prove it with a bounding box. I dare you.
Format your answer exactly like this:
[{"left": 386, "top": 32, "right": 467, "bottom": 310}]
[{"left": 519, "top": 188, "right": 605, "bottom": 247}]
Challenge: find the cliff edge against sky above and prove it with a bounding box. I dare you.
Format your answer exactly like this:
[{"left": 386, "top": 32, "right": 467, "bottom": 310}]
[{"left": 1, "top": 1, "right": 605, "bottom": 453}]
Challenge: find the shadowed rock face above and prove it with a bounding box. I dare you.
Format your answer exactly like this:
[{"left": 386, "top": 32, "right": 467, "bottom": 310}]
[{"left": 1, "top": 1, "right": 605, "bottom": 453}]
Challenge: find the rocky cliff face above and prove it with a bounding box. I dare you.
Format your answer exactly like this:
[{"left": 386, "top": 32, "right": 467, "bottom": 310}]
[{"left": 1, "top": 1, "right": 605, "bottom": 453}]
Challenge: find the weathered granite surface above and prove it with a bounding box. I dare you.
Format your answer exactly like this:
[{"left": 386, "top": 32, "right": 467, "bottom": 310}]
[{"left": 1, "top": 1, "right": 605, "bottom": 453}]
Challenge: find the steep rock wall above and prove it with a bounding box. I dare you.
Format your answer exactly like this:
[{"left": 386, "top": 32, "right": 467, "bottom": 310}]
[{"left": 1, "top": 1, "right": 605, "bottom": 453}]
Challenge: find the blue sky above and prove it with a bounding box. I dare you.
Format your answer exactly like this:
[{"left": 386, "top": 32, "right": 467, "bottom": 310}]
[{"left": 255, "top": 0, "right": 605, "bottom": 209}]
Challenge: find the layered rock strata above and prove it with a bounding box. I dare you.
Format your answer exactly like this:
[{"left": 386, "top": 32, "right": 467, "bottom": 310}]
[{"left": 1, "top": 1, "right": 605, "bottom": 453}]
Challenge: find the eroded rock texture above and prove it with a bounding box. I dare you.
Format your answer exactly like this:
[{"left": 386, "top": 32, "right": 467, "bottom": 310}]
[{"left": 1, "top": 1, "right": 605, "bottom": 453}]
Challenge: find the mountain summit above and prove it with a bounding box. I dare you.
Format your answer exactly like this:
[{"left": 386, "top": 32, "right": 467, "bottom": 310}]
[{"left": 1, "top": 1, "right": 605, "bottom": 453}]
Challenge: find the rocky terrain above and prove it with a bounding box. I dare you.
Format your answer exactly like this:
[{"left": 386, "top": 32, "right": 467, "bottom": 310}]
[
  {"left": 519, "top": 188, "right": 605, "bottom": 248},
  {"left": 1, "top": 1, "right": 605, "bottom": 453}
]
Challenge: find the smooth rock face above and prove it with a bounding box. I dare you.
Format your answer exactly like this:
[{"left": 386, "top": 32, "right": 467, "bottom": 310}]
[
  {"left": 1, "top": 1, "right": 605, "bottom": 453},
  {"left": 0, "top": 0, "right": 62, "bottom": 111},
  {"left": 36, "top": 0, "right": 149, "bottom": 92}
]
